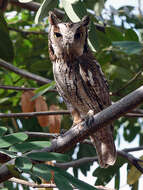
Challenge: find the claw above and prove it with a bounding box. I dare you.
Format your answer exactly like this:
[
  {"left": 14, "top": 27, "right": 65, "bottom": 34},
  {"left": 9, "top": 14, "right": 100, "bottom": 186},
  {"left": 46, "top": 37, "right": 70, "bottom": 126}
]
[{"left": 85, "top": 110, "right": 95, "bottom": 127}]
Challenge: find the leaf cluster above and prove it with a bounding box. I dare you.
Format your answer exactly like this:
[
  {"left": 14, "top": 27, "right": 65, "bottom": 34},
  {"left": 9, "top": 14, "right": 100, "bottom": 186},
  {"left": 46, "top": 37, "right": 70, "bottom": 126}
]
[{"left": 0, "top": 0, "right": 143, "bottom": 189}]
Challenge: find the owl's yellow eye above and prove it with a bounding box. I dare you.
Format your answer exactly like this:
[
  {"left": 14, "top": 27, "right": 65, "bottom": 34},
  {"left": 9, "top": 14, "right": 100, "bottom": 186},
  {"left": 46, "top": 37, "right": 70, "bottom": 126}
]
[{"left": 54, "top": 32, "right": 62, "bottom": 38}]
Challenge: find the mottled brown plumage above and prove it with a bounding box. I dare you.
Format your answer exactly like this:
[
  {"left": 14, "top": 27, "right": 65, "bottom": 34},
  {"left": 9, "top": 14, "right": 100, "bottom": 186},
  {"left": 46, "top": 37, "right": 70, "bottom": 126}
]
[{"left": 48, "top": 12, "right": 116, "bottom": 168}]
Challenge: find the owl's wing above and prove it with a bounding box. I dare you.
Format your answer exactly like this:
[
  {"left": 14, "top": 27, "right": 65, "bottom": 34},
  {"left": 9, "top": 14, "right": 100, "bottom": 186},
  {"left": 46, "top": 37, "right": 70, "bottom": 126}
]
[
  {"left": 79, "top": 54, "right": 116, "bottom": 168},
  {"left": 79, "top": 54, "right": 111, "bottom": 111}
]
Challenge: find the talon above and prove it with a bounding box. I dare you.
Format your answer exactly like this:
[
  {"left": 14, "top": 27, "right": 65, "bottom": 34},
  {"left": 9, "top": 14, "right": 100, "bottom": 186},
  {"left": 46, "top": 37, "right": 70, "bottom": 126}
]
[
  {"left": 85, "top": 110, "right": 94, "bottom": 127},
  {"left": 87, "top": 110, "right": 94, "bottom": 117}
]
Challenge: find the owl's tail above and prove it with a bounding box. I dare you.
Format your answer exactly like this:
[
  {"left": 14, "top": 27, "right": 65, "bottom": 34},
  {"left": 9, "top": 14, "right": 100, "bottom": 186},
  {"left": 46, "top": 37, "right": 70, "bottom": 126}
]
[{"left": 90, "top": 125, "right": 116, "bottom": 168}]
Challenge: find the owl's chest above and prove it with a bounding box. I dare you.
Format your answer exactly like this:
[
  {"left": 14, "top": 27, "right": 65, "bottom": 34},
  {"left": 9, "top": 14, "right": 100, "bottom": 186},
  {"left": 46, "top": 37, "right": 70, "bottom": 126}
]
[
  {"left": 52, "top": 60, "right": 103, "bottom": 115},
  {"left": 53, "top": 60, "right": 80, "bottom": 96}
]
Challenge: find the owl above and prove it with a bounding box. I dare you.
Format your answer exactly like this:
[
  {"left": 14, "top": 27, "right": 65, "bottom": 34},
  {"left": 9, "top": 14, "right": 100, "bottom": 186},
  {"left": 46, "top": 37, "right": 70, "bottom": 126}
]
[{"left": 48, "top": 11, "right": 116, "bottom": 168}]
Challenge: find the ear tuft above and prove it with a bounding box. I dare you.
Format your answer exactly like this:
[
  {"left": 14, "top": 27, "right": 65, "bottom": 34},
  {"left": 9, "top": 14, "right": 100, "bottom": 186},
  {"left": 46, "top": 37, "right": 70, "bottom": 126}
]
[
  {"left": 49, "top": 11, "right": 59, "bottom": 25},
  {"left": 82, "top": 15, "right": 90, "bottom": 26}
]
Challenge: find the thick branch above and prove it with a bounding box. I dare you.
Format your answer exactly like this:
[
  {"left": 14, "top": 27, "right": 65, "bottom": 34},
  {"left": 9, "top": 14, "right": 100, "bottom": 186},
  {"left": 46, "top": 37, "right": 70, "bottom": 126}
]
[
  {"left": 1, "top": 86, "right": 143, "bottom": 182},
  {"left": 43, "top": 85, "right": 143, "bottom": 153},
  {"left": 0, "top": 58, "right": 51, "bottom": 84}
]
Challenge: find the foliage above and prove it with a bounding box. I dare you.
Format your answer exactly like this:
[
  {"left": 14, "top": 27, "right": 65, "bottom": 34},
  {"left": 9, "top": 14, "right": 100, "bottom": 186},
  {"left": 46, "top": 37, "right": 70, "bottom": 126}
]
[{"left": 0, "top": 0, "right": 143, "bottom": 189}]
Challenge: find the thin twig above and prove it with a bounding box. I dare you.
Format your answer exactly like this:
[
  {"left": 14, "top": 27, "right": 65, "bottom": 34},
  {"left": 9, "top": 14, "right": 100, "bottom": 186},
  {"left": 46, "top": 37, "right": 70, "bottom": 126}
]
[
  {"left": 9, "top": 178, "right": 57, "bottom": 188},
  {"left": 125, "top": 113, "right": 143, "bottom": 117},
  {"left": 0, "top": 85, "right": 36, "bottom": 91},
  {"left": 0, "top": 110, "right": 70, "bottom": 118},
  {"left": 118, "top": 151, "right": 143, "bottom": 173},
  {"left": 0, "top": 85, "right": 57, "bottom": 92},
  {"left": 10, "top": 0, "right": 40, "bottom": 11},
  {"left": 0, "top": 110, "right": 143, "bottom": 118},
  {"left": 25, "top": 131, "right": 58, "bottom": 139},
  {"left": 8, "top": 27, "right": 48, "bottom": 35},
  {"left": 55, "top": 156, "right": 98, "bottom": 169},
  {"left": 123, "top": 146, "right": 143, "bottom": 152},
  {"left": 0, "top": 58, "right": 51, "bottom": 84},
  {"left": 0, "top": 111, "right": 141, "bottom": 119},
  {"left": 54, "top": 148, "right": 143, "bottom": 170},
  {"left": 10, "top": 0, "right": 65, "bottom": 19},
  {"left": 9, "top": 177, "right": 115, "bottom": 190},
  {"left": 111, "top": 71, "right": 142, "bottom": 96}
]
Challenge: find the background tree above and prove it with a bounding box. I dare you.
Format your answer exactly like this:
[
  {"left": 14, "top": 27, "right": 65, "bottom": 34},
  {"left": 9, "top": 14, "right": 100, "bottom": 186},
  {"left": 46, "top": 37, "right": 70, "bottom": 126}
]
[{"left": 0, "top": 0, "right": 143, "bottom": 189}]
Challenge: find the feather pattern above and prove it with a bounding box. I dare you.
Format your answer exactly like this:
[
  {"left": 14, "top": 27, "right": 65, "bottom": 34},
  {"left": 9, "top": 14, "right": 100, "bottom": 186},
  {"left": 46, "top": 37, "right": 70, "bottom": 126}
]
[{"left": 48, "top": 11, "right": 116, "bottom": 168}]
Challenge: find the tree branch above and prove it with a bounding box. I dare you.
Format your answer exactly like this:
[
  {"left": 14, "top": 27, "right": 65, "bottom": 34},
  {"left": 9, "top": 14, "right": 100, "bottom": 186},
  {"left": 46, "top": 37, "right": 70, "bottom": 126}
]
[
  {"left": 0, "top": 110, "right": 70, "bottom": 118},
  {"left": 118, "top": 151, "right": 143, "bottom": 173},
  {"left": 1, "top": 86, "right": 143, "bottom": 182},
  {"left": 42, "top": 85, "right": 143, "bottom": 154},
  {"left": 54, "top": 148, "right": 143, "bottom": 171},
  {"left": 0, "top": 85, "right": 57, "bottom": 92},
  {"left": 0, "top": 109, "right": 143, "bottom": 119},
  {"left": 9, "top": 177, "right": 115, "bottom": 190},
  {"left": 10, "top": 0, "right": 65, "bottom": 20},
  {"left": 0, "top": 58, "right": 51, "bottom": 84},
  {"left": 10, "top": 0, "right": 40, "bottom": 11},
  {"left": 24, "top": 131, "right": 58, "bottom": 139},
  {"left": 0, "top": 85, "right": 36, "bottom": 91},
  {"left": 8, "top": 27, "right": 48, "bottom": 35},
  {"left": 111, "top": 70, "right": 142, "bottom": 96}
]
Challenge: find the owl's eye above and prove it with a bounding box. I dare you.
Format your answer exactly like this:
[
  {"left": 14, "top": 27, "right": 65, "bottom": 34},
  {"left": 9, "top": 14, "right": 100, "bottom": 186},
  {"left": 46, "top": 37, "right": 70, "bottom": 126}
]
[
  {"left": 54, "top": 32, "right": 62, "bottom": 38},
  {"left": 74, "top": 32, "right": 82, "bottom": 39}
]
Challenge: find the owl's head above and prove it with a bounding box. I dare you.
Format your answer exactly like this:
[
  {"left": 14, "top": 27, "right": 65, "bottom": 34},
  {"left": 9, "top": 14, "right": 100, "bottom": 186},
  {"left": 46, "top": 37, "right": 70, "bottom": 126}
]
[{"left": 48, "top": 11, "right": 90, "bottom": 61}]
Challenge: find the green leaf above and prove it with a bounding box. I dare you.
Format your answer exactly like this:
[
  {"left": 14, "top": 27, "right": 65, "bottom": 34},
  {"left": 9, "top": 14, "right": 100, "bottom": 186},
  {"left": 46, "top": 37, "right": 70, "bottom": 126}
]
[
  {"left": 32, "top": 164, "right": 51, "bottom": 182},
  {"left": 34, "top": 164, "right": 97, "bottom": 190},
  {"left": 124, "top": 29, "right": 139, "bottom": 41},
  {"left": 32, "top": 81, "right": 56, "bottom": 101},
  {"left": 93, "top": 156, "right": 126, "bottom": 185},
  {"left": 0, "top": 127, "right": 7, "bottom": 136},
  {"left": 0, "top": 12, "right": 14, "bottom": 61},
  {"left": 127, "top": 155, "right": 143, "bottom": 185},
  {"left": 94, "top": 0, "right": 104, "bottom": 16},
  {"left": 115, "top": 170, "right": 120, "bottom": 189},
  {"left": 35, "top": 0, "right": 58, "bottom": 24},
  {"left": 0, "top": 149, "right": 17, "bottom": 158},
  {"left": 74, "top": 143, "right": 96, "bottom": 177},
  {"left": 105, "top": 64, "right": 132, "bottom": 80},
  {"left": 112, "top": 41, "right": 143, "bottom": 54},
  {"left": 51, "top": 165, "right": 96, "bottom": 190},
  {"left": 27, "top": 152, "right": 70, "bottom": 162},
  {"left": 123, "top": 118, "right": 140, "bottom": 142},
  {"left": 15, "top": 156, "right": 32, "bottom": 172},
  {"left": 106, "top": 27, "right": 124, "bottom": 41},
  {"left": 10, "top": 141, "right": 51, "bottom": 153},
  {"left": 55, "top": 173, "right": 73, "bottom": 190},
  {"left": 88, "top": 21, "right": 99, "bottom": 51},
  {"left": 61, "top": 0, "right": 87, "bottom": 22},
  {"left": 0, "top": 133, "right": 28, "bottom": 148}
]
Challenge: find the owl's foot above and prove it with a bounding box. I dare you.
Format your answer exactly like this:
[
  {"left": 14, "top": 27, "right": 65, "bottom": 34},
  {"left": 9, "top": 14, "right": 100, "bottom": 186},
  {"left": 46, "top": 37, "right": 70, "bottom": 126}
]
[
  {"left": 72, "top": 119, "right": 83, "bottom": 128},
  {"left": 84, "top": 110, "right": 95, "bottom": 127},
  {"left": 72, "top": 108, "right": 82, "bottom": 127}
]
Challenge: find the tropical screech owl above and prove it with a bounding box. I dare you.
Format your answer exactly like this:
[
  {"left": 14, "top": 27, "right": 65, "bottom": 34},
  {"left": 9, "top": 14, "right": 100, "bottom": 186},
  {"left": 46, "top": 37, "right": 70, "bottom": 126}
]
[{"left": 48, "top": 11, "right": 116, "bottom": 168}]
